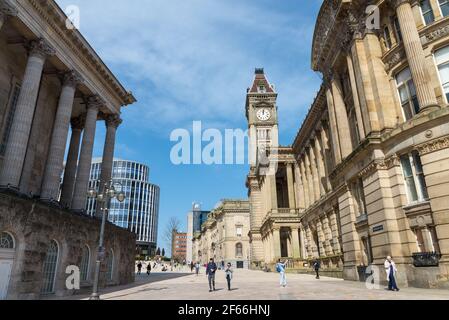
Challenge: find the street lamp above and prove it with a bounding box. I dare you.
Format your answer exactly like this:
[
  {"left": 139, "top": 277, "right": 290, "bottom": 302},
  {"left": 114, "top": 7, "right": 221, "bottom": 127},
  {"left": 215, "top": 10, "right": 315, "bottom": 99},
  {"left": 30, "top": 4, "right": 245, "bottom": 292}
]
[{"left": 87, "top": 179, "right": 126, "bottom": 300}]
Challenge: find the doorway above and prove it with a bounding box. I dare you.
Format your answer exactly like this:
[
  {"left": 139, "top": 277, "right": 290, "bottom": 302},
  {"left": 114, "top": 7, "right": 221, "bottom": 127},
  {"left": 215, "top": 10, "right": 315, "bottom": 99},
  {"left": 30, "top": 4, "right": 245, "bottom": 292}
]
[{"left": 0, "top": 232, "right": 15, "bottom": 300}]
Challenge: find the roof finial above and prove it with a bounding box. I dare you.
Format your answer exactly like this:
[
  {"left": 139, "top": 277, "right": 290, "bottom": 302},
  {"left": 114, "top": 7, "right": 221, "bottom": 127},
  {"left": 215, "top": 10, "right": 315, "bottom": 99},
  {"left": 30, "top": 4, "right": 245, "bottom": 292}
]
[{"left": 255, "top": 68, "right": 264, "bottom": 75}]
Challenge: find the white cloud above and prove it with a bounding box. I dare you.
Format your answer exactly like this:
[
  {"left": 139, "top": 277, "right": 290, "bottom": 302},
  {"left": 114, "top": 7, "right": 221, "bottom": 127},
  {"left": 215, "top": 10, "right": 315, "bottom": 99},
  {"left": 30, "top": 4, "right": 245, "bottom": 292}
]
[{"left": 57, "top": 0, "right": 321, "bottom": 141}]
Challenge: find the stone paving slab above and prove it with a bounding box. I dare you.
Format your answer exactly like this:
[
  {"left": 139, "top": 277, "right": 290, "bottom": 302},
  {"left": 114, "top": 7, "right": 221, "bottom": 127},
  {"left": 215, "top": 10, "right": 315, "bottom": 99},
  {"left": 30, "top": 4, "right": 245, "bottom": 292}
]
[{"left": 64, "top": 269, "right": 449, "bottom": 300}]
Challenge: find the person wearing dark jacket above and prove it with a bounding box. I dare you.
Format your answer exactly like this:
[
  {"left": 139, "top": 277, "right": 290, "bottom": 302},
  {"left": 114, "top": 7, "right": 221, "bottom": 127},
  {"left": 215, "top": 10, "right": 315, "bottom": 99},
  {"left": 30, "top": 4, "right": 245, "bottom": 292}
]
[
  {"left": 313, "top": 259, "right": 321, "bottom": 279},
  {"left": 206, "top": 258, "right": 217, "bottom": 292}
]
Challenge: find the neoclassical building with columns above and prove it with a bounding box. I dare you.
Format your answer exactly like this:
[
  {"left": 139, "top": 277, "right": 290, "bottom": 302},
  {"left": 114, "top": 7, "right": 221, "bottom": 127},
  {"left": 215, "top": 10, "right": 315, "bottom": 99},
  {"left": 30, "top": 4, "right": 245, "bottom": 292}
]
[
  {"left": 247, "top": 0, "right": 449, "bottom": 288},
  {"left": 0, "top": 0, "right": 136, "bottom": 299},
  {"left": 192, "top": 200, "right": 250, "bottom": 269}
]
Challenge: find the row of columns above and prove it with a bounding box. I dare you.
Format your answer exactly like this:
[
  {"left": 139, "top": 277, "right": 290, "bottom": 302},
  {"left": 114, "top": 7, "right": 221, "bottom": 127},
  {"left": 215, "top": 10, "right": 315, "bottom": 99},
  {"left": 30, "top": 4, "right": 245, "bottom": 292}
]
[
  {"left": 0, "top": 33, "right": 122, "bottom": 212},
  {"left": 295, "top": 126, "right": 332, "bottom": 210},
  {"left": 263, "top": 226, "right": 303, "bottom": 262}
]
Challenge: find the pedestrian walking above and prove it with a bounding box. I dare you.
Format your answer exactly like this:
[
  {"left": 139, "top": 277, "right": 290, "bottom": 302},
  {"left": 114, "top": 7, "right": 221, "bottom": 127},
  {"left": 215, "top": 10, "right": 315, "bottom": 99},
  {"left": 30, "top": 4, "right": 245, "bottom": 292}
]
[
  {"left": 276, "top": 259, "right": 288, "bottom": 287},
  {"left": 225, "top": 263, "right": 233, "bottom": 291},
  {"left": 206, "top": 258, "right": 217, "bottom": 292},
  {"left": 313, "top": 259, "right": 321, "bottom": 279},
  {"left": 147, "top": 263, "right": 151, "bottom": 276},
  {"left": 385, "top": 256, "right": 400, "bottom": 291},
  {"left": 195, "top": 262, "right": 200, "bottom": 276},
  {"left": 137, "top": 261, "right": 142, "bottom": 275},
  {"left": 190, "top": 262, "right": 194, "bottom": 273}
]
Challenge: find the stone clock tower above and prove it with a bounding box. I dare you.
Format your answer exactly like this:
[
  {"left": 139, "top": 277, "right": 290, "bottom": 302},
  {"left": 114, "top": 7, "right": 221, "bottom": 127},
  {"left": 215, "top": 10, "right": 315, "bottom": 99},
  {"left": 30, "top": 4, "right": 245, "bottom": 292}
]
[
  {"left": 246, "top": 68, "right": 279, "bottom": 166},
  {"left": 246, "top": 68, "right": 279, "bottom": 268}
]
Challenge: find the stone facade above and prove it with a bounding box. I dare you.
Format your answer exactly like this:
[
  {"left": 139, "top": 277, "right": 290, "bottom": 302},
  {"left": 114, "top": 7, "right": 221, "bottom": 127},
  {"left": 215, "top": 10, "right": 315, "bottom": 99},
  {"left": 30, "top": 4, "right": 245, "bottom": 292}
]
[
  {"left": 0, "top": 0, "right": 136, "bottom": 299},
  {"left": 0, "top": 192, "right": 135, "bottom": 299},
  {"left": 247, "top": 0, "right": 449, "bottom": 289},
  {"left": 192, "top": 200, "right": 250, "bottom": 269}
]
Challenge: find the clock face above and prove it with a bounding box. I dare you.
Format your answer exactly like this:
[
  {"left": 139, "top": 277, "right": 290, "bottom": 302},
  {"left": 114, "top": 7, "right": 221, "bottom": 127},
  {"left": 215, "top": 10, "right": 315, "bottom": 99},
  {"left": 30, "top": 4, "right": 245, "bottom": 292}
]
[{"left": 256, "top": 108, "right": 271, "bottom": 121}]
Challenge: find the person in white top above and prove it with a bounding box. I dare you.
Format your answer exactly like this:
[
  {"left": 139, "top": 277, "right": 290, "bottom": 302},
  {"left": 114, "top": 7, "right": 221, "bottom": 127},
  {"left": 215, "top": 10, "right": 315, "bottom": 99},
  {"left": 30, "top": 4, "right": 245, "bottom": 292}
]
[{"left": 384, "top": 256, "right": 400, "bottom": 291}]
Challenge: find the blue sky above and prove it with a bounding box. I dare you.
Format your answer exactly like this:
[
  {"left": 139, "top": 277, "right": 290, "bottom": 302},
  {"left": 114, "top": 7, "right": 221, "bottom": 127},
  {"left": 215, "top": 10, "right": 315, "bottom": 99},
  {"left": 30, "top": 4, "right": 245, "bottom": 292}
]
[{"left": 56, "top": 0, "right": 323, "bottom": 251}]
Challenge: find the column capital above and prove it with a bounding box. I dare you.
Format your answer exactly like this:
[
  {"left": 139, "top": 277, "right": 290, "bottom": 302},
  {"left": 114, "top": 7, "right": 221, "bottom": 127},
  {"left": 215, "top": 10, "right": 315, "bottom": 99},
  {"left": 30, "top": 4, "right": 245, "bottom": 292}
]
[
  {"left": 105, "top": 114, "right": 122, "bottom": 129},
  {"left": 71, "top": 115, "right": 85, "bottom": 130},
  {"left": 0, "top": 1, "right": 18, "bottom": 17},
  {"left": 86, "top": 95, "right": 104, "bottom": 111},
  {"left": 62, "top": 70, "right": 83, "bottom": 89},
  {"left": 28, "top": 39, "right": 56, "bottom": 59}
]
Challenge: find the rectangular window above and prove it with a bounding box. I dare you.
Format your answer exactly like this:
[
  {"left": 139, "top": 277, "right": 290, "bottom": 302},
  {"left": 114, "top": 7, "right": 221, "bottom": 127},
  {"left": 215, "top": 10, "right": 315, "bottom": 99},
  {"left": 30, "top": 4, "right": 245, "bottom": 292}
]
[
  {"left": 0, "top": 84, "right": 21, "bottom": 156},
  {"left": 352, "top": 178, "right": 367, "bottom": 217},
  {"left": 384, "top": 26, "right": 392, "bottom": 49},
  {"left": 396, "top": 67, "right": 420, "bottom": 121},
  {"left": 393, "top": 16, "right": 403, "bottom": 43},
  {"left": 439, "top": 0, "right": 449, "bottom": 17},
  {"left": 434, "top": 45, "right": 449, "bottom": 103},
  {"left": 236, "top": 226, "right": 243, "bottom": 237},
  {"left": 348, "top": 108, "right": 361, "bottom": 148},
  {"left": 420, "top": 0, "right": 435, "bottom": 25},
  {"left": 400, "top": 151, "right": 429, "bottom": 204}
]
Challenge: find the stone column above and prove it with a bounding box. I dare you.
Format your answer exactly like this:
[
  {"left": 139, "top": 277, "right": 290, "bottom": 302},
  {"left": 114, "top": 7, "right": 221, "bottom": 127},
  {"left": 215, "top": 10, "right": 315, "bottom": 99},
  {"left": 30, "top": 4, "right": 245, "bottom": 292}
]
[
  {"left": 272, "top": 228, "right": 281, "bottom": 260},
  {"left": 320, "top": 125, "right": 333, "bottom": 191},
  {"left": 0, "top": 40, "right": 55, "bottom": 189},
  {"left": 268, "top": 173, "right": 278, "bottom": 211},
  {"left": 346, "top": 54, "right": 366, "bottom": 139},
  {"left": 71, "top": 96, "right": 102, "bottom": 211},
  {"left": 331, "top": 77, "right": 353, "bottom": 159},
  {"left": 291, "top": 228, "right": 301, "bottom": 259},
  {"left": 395, "top": 0, "right": 439, "bottom": 112},
  {"left": 60, "top": 117, "right": 84, "bottom": 207},
  {"left": 299, "top": 226, "right": 307, "bottom": 259},
  {"left": 329, "top": 210, "right": 342, "bottom": 254},
  {"left": 0, "top": 1, "right": 18, "bottom": 32},
  {"left": 422, "top": 227, "right": 435, "bottom": 252},
  {"left": 309, "top": 144, "right": 321, "bottom": 201},
  {"left": 294, "top": 163, "right": 305, "bottom": 209},
  {"left": 286, "top": 163, "right": 296, "bottom": 209},
  {"left": 325, "top": 87, "right": 342, "bottom": 164},
  {"left": 299, "top": 158, "right": 310, "bottom": 208},
  {"left": 41, "top": 72, "right": 81, "bottom": 201},
  {"left": 316, "top": 220, "right": 325, "bottom": 257},
  {"left": 95, "top": 114, "right": 122, "bottom": 216},
  {"left": 314, "top": 135, "right": 326, "bottom": 196},
  {"left": 305, "top": 149, "right": 316, "bottom": 205}
]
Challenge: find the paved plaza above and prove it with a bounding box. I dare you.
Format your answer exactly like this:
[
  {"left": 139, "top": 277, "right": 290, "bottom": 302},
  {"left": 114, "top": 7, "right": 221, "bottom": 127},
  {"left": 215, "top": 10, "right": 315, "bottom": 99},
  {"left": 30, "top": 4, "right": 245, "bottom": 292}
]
[{"left": 63, "top": 269, "right": 449, "bottom": 300}]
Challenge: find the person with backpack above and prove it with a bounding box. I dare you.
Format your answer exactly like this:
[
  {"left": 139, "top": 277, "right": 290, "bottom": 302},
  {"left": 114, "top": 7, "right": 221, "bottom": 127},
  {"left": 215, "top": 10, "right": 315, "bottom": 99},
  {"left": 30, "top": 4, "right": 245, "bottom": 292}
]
[
  {"left": 146, "top": 263, "right": 152, "bottom": 276},
  {"left": 225, "top": 263, "right": 233, "bottom": 291},
  {"left": 276, "top": 259, "right": 288, "bottom": 287}
]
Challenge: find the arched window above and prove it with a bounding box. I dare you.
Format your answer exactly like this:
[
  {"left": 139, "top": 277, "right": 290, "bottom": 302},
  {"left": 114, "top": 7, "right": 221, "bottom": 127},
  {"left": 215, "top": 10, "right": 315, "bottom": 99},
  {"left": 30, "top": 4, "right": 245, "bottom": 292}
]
[
  {"left": 0, "top": 232, "right": 15, "bottom": 249},
  {"left": 235, "top": 243, "right": 243, "bottom": 257},
  {"left": 106, "top": 249, "right": 114, "bottom": 281},
  {"left": 41, "top": 240, "right": 59, "bottom": 294},
  {"left": 80, "top": 245, "right": 90, "bottom": 281}
]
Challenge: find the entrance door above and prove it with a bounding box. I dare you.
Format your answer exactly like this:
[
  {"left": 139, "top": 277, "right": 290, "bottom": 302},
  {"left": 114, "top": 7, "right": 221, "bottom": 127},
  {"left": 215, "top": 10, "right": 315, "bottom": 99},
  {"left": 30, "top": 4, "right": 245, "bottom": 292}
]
[{"left": 0, "top": 260, "right": 13, "bottom": 300}]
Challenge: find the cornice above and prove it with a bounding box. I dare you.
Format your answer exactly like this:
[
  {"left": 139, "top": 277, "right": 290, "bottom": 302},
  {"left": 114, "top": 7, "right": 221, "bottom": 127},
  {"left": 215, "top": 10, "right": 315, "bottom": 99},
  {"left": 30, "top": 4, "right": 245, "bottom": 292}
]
[
  {"left": 416, "top": 136, "right": 449, "bottom": 155},
  {"left": 23, "top": 0, "right": 136, "bottom": 108}
]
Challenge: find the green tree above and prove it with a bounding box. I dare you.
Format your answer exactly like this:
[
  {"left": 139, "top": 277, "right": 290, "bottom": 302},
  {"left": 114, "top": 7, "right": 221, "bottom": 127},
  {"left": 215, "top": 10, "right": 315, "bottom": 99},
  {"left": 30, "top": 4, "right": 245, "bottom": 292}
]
[
  {"left": 156, "top": 247, "right": 161, "bottom": 256},
  {"left": 162, "top": 248, "right": 166, "bottom": 257}
]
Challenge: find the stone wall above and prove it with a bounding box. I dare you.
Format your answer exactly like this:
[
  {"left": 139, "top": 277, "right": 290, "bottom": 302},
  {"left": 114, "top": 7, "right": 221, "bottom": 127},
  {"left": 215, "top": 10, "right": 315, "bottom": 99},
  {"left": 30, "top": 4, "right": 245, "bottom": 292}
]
[{"left": 0, "top": 191, "right": 135, "bottom": 300}]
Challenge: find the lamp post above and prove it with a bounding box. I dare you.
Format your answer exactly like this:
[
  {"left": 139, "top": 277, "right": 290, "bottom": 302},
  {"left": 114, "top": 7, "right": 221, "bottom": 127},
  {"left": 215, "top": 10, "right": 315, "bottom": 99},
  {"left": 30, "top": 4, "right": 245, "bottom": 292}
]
[{"left": 87, "top": 179, "right": 126, "bottom": 300}]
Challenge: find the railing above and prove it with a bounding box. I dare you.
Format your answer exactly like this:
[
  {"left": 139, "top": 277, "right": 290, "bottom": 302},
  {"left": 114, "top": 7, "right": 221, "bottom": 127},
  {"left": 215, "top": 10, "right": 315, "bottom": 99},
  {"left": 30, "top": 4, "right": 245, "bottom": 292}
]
[{"left": 412, "top": 252, "right": 441, "bottom": 267}]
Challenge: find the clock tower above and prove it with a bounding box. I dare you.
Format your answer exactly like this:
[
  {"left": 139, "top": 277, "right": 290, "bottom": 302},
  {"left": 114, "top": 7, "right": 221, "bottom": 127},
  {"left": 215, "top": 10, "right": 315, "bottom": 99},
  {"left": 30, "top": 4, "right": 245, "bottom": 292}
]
[{"left": 246, "top": 68, "right": 279, "bottom": 167}]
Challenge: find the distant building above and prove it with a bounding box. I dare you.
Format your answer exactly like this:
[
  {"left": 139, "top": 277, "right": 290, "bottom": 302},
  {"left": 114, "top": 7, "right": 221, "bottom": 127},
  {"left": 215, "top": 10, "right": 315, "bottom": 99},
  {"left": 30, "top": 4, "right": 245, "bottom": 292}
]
[
  {"left": 172, "top": 231, "right": 187, "bottom": 262},
  {"left": 186, "top": 203, "right": 210, "bottom": 263},
  {"left": 192, "top": 200, "right": 250, "bottom": 269},
  {"left": 86, "top": 159, "right": 160, "bottom": 257}
]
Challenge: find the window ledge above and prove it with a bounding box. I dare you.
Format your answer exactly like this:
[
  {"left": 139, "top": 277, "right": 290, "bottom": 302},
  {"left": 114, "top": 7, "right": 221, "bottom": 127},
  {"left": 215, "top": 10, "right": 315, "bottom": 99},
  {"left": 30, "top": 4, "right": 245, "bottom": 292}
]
[{"left": 403, "top": 200, "right": 431, "bottom": 216}]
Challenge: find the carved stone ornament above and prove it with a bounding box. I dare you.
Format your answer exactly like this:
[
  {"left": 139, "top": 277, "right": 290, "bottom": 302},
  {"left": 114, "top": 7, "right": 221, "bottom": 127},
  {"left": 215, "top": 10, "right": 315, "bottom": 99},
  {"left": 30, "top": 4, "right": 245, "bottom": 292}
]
[{"left": 417, "top": 136, "right": 449, "bottom": 155}]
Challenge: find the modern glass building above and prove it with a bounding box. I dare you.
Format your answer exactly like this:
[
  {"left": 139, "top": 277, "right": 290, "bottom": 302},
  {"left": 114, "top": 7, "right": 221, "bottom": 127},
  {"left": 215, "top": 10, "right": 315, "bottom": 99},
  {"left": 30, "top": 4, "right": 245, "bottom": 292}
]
[{"left": 86, "top": 159, "right": 160, "bottom": 257}]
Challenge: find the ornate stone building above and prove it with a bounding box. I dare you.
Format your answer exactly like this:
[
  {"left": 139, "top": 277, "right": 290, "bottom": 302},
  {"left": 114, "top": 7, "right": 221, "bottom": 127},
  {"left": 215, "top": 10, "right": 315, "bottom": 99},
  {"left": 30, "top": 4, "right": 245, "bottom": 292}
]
[
  {"left": 0, "top": 0, "right": 136, "bottom": 299},
  {"left": 247, "top": 0, "right": 449, "bottom": 288},
  {"left": 192, "top": 200, "right": 250, "bottom": 269}
]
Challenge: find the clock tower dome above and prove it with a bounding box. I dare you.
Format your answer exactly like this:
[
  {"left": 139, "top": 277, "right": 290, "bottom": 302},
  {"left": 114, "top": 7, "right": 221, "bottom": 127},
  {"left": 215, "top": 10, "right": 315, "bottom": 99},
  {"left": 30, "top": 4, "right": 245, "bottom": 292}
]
[{"left": 246, "top": 68, "right": 279, "bottom": 166}]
